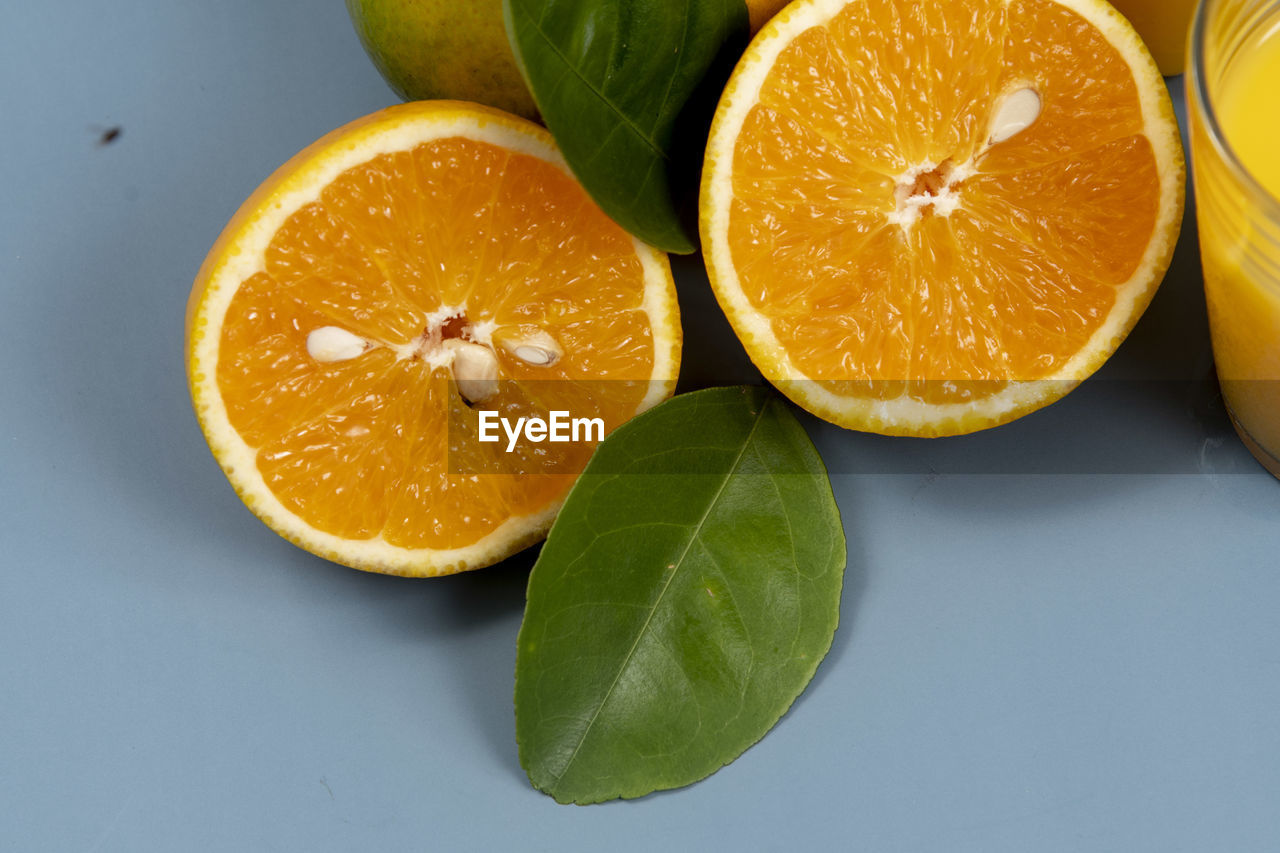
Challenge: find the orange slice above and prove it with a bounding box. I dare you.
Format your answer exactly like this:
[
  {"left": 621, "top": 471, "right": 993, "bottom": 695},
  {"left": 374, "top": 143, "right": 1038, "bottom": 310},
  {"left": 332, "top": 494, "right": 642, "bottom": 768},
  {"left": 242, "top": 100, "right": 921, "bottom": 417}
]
[
  {"left": 187, "top": 102, "right": 680, "bottom": 576},
  {"left": 701, "top": 0, "right": 1184, "bottom": 436}
]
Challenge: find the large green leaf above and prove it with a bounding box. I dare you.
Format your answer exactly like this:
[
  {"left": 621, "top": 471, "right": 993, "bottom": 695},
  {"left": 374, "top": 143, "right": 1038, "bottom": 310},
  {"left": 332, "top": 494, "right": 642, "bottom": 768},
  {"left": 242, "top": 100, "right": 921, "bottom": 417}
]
[
  {"left": 503, "top": 0, "right": 748, "bottom": 253},
  {"left": 515, "top": 387, "right": 847, "bottom": 804}
]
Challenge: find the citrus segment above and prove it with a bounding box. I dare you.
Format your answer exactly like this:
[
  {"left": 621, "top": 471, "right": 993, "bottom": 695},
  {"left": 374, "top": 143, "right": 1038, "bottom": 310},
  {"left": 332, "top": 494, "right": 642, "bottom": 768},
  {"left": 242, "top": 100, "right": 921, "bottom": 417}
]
[
  {"left": 979, "top": 0, "right": 1148, "bottom": 173},
  {"left": 702, "top": 0, "right": 1183, "bottom": 436},
  {"left": 188, "top": 102, "right": 680, "bottom": 575}
]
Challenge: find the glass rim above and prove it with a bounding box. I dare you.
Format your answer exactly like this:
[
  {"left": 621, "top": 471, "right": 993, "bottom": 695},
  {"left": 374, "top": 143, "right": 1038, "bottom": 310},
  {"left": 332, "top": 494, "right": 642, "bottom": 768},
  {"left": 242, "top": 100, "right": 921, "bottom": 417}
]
[{"left": 1189, "top": 0, "right": 1280, "bottom": 220}]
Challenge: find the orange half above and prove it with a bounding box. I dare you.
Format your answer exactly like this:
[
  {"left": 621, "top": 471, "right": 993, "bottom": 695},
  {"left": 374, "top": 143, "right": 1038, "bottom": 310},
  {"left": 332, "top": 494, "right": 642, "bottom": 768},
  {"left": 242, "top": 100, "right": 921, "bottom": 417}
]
[
  {"left": 701, "top": 0, "right": 1184, "bottom": 436},
  {"left": 187, "top": 102, "right": 680, "bottom": 576}
]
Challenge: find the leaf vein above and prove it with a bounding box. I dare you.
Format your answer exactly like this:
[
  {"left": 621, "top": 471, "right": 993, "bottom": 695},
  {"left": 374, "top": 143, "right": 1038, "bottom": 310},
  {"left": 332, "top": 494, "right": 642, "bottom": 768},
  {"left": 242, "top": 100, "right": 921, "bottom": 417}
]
[
  {"left": 545, "top": 401, "right": 771, "bottom": 787},
  {"left": 517, "top": 10, "right": 667, "bottom": 162},
  {"left": 646, "top": 0, "right": 693, "bottom": 139}
]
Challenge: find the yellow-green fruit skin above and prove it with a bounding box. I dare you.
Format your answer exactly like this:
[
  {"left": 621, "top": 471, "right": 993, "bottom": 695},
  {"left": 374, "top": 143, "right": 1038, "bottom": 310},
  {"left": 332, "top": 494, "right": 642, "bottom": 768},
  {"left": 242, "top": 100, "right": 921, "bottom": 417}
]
[{"left": 345, "top": 0, "right": 538, "bottom": 120}]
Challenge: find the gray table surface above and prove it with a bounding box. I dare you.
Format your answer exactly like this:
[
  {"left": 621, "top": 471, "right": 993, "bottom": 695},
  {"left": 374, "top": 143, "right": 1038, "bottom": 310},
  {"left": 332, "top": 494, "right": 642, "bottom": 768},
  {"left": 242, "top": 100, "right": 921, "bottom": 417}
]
[{"left": 4, "top": 2, "right": 1278, "bottom": 850}]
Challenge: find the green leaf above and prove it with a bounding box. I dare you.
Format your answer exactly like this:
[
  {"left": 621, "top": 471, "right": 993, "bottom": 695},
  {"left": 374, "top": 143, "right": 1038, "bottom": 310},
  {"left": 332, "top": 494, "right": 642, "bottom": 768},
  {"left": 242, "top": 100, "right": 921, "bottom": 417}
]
[
  {"left": 503, "top": 0, "right": 749, "bottom": 253},
  {"left": 515, "top": 386, "right": 847, "bottom": 804}
]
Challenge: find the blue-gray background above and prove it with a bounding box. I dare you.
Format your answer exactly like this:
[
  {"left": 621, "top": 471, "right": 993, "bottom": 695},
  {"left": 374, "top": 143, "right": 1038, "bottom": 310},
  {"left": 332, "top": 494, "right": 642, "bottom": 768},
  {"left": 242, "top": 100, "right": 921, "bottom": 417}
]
[{"left": 3, "top": 2, "right": 1278, "bottom": 850}]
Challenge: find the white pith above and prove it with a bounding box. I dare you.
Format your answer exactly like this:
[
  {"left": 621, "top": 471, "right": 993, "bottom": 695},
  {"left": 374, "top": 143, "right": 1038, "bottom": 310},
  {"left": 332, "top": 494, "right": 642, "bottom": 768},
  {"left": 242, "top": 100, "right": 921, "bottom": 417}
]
[
  {"left": 890, "top": 87, "right": 1040, "bottom": 236},
  {"left": 702, "top": 0, "right": 1183, "bottom": 434},
  {"left": 887, "top": 160, "right": 964, "bottom": 231},
  {"left": 189, "top": 108, "right": 680, "bottom": 575}
]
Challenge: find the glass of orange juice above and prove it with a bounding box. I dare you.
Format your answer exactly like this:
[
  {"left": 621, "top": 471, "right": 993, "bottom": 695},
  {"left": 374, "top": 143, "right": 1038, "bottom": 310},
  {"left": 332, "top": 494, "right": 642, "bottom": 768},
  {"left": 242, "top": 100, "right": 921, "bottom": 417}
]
[{"left": 1188, "top": 0, "right": 1280, "bottom": 479}]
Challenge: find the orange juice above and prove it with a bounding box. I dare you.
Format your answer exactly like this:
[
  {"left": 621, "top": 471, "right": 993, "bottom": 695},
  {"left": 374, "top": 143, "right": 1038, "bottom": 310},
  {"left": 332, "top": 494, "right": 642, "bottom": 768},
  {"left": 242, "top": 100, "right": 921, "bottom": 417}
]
[
  {"left": 1218, "top": 19, "right": 1280, "bottom": 194},
  {"left": 1190, "top": 1, "right": 1280, "bottom": 477}
]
